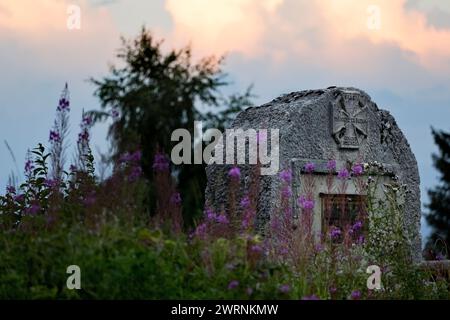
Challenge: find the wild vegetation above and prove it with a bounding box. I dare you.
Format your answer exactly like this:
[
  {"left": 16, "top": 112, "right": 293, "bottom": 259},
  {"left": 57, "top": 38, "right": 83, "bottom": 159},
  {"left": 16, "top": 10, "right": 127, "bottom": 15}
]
[
  {"left": 0, "top": 30, "right": 449, "bottom": 300},
  {"left": 0, "top": 85, "right": 449, "bottom": 299}
]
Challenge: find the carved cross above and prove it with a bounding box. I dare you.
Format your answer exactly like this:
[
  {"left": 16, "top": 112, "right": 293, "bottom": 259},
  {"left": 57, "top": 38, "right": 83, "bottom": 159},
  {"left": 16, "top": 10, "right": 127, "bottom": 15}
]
[{"left": 332, "top": 95, "right": 368, "bottom": 149}]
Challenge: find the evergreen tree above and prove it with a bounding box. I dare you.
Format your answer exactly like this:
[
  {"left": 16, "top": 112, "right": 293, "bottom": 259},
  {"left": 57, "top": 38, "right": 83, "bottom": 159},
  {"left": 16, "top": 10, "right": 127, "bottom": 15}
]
[
  {"left": 425, "top": 128, "right": 450, "bottom": 255},
  {"left": 89, "top": 27, "right": 253, "bottom": 223}
]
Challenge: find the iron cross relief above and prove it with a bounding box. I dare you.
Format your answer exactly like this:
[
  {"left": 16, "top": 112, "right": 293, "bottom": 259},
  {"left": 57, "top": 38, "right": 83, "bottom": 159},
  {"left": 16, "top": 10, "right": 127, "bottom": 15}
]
[{"left": 332, "top": 95, "right": 368, "bottom": 149}]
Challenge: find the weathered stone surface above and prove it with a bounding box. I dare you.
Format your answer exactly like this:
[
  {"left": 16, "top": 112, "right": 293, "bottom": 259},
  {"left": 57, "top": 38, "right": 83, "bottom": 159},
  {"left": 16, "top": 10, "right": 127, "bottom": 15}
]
[{"left": 205, "top": 87, "right": 422, "bottom": 261}]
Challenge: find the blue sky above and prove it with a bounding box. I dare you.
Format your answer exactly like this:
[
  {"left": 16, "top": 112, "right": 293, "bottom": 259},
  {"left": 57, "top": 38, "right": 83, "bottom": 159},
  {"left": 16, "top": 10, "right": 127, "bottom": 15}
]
[{"left": 1, "top": 0, "right": 450, "bottom": 242}]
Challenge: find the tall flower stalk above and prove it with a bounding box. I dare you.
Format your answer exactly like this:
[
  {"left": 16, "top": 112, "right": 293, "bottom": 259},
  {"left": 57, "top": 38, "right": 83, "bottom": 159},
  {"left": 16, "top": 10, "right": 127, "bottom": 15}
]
[
  {"left": 49, "top": 83, "right": 70, "bottom": 182},
  {"left": 76, "top": 110, "right": 94, "bottom": 174}
]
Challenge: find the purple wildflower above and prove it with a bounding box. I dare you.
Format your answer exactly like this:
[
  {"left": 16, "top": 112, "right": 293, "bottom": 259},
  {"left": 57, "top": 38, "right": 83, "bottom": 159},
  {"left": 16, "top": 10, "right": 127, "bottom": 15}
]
[
  {"left": 351, "top": 290, "right": 361, "bottom": 300},
  {"left": 352, "top": 220, "right": 363, "bottom": 232},
  {"left": 279, "top": 284, "right": 291, "bottom": 294},
  {"left": 44, "top": 179, "right": 59, "bottom": 189},
  {"left": 250, "top": 245, "right": 263, "bottom": 254},
  {"left": 329, "top": 287, "right": 337, "bottom": 295},
  {"left": 152, "top": 153, "right": 170, "bottom": 172},
  {"left": 352, "top": 163, "right": 364, "bottom": 176},
  {"left": 49, "top": 130, "right": 61, "bottom": 142},
  {"left": 111, "top": 108, "right": 120, "bottom": 119},
  {"left": 14, "top": 194, "right": 25, "bottom": 202},
  {"left": 330, "top": 227, "right": 342, "bottom": 240},
  {"left": 25, "top": 159, "right": 34, "bottom": 174},
  {"left": 240, "top": 196, "right": 251, "bottom": 209},
  {"left": 78, "top": 130, "right": 89, "bottom": 143},
  {"left": 228, "top": 280, "right": 239, "bottom": 290},
  {"left": 228, "top": 166, "right": 241, "bottom": 180},
  {"left": 82, "top": 115, "right": 93, "bottom": 126},
  {"left": 170, "top": 193, "right": 182, "bottom": 206},
  {"left": 298, "top": 195, "right": 314, "bottom": 210},
  {"left": 279, "top": 169, "right": 292, "bottom": 183},
  {"left": 246, "top": 287, "right": 254, "bottom": 296},
  {"left": 304, "top": 162, "right": 315, "bottom": 173},
  {"left": 302, "top": 294, "right": 320, "bottom": 300},
  {"left": 83, "top": 193, "right": 96, "bottom": 206},
  {"left": 315, "top": 243, "right": 324, "bottom": 253},
  {"left": 357, "top": 235, "right": 365, "bottom": 245},
  {"left": 57, "top": 97, "right": 70, "bottom": 112},
  {"left": 216, "top": 214, "right": 229, "bottom": 224},
  {"left": 337, "top": 168, "right": 349, "bottom": 180},
  {"left": 436, "top": 252, "right": 445, "bottom": 261},
  {"left": 128, "top": 166, "right": 143, "bottom": 182},
  {"left": 327, "top": 159, "right": 337, "bottom": 172},
  {"left": 206, "top": 209, "right": 217, "bottom": 220},
  {"left": 26, "top": 203, "right": 41, "bottom": 215},
  {"left": 281, "top": 186, "right": 292, "bottom": 198},
  {"left": 241, "top": 212, "right": 253, "bottom": 229},
  {"left": 194, "top": 223, "right": 207, "bottom": 238},
  {"left": 6, "top": 185, "right": 16, "bottom": 194}
]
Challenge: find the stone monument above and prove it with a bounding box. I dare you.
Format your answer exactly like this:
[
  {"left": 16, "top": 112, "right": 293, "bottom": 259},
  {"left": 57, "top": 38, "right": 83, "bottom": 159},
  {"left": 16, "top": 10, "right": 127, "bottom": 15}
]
[{"left": 205, "top": 87, "right": 422, "bottom": 261}]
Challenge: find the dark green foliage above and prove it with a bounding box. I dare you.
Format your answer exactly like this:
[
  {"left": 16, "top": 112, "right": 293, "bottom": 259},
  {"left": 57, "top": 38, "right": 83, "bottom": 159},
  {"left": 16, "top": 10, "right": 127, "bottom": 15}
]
[
  {"left": 89, "top": 27, "right": 253, "bottom": 223},
  {"left": 426, "top": 128, "right": 450, "bottom": 255}
]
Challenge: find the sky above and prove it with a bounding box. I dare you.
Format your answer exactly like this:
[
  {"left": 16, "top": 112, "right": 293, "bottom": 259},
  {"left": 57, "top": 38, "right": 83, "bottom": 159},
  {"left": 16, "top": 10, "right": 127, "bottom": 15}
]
[{"left": 1, "top": 0, "right": 450, "bottom": 242}]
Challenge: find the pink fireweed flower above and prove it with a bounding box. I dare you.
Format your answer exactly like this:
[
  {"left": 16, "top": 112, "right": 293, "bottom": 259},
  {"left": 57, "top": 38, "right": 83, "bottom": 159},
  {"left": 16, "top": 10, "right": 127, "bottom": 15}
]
[
  {"left": 279, "top": 169, "right": 292, "bottom": 183},
  {"left": 24, "top": 159, "right": 34, "bottom": 174},
  {"left": 240, "top": 196, "right": 250, "bottom": 209},
  {"left": 26, "top": 203, "right": 41, "bottom": 215},
  {"left": 14, "top": 194, "right": 25, "bottom": 202},
  {"left": 170, "top": 193, "right": 182, "bottom": 206},
  {"left": 302, "top": 294, "right": 320, "bottom": 300},
  {"left": 356, "top": 235, "right": 365, "bottom": 245},
  {"left": 57, "top": 97, "right": 70, "bottom": 112},
  {"left": 216, "top": 214, "right": 229, "bottom": 224},
  {"left": 228, "top": 280, "right": 239, "bottom": 290},
  {"left": 327, "top": 159, "right": 337, "bottom": 172},
  {"left": 82, "top": 115, "right": 93, "bottom": 126},
  {"left": 352, "top": 220, "right": 363, "bottom": 232},
  {"left": 337, "top": 168, "right": 349, "bottom": 180},
  {"left": 250, "top": 245, "right": 263, "bottom": 254},
  {"left": 315, "top": 243, "right": 324, "bottom": 253},
  {"left": 6, "top": 185, "right": 15, "bottom": 194},
  {"left": 49, "top": 130, "right": 61, "bottom": 142},
  {"left": 304, "top": 162, "right": 315, "bottom": 173},
  {"left": 228, "top": 166, "right": 241, "bottom": 180},
  {"left": 152, "top": 153, "right": 169, "bottom": 172},
  {"left": 78, "top": 130, "right": 90, "bottom": 143},
  {"left": 111, "top": 108, "right": 120, "bottom": 119},
  {"left": 281, "top": 186, "right": 292, "bottom": 199},
  {"left": 279, "top": 284, "right": 291, "bottom": 294},
  {"left": 194, "top": 223, "right": 207, "bottom": 238},
  {"left": 44, "top": 179, "right": 59, "bottom": 189},
  {"left": 83, "top": 192, "right": 96, "bottom": 206},
  {"left": 128, "top": 166, "right": 143, "bottom": 182},
  {"left": 436, "top": 253, "right": 445, "bottom": 261},
  {"left": 206, "top": 209, "right": 216, "bottom": 221},
  {"left": 297, "top": 195, "right": 314, "bottom": 210},
  {"left": 351, "top": 290, "right": 361, "bottom": 300},
  {"left": 329, "top": 226, "right": 342, "bottom": 240},
  {"left": 351, "top": 163, "right": 364, "bottom": 176}
]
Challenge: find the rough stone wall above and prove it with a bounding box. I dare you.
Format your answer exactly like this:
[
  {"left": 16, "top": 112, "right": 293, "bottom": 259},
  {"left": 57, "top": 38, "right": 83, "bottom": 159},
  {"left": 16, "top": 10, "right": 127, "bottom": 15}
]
[{"left": 205, "top": 87, "right": 422, "bottom": 261}]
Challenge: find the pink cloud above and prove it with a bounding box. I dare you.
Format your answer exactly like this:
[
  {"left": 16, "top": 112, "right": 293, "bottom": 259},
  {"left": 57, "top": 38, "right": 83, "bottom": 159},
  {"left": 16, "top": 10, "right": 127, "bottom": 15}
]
[{"left": 164, "top": 0, "right": 450, "bottom": 73}]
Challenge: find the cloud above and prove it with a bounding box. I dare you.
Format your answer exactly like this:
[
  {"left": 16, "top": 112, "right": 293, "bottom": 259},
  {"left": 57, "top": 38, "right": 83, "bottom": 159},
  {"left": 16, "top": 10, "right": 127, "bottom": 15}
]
[
  {"left": 0, "top": 0, "right": 119, "bottom": 74},
  {"left": 165, "top": 0, "right": 283, "bottom": 56},
  {"left": 164, "top": 0, "right": 450, "bottom": 73}
]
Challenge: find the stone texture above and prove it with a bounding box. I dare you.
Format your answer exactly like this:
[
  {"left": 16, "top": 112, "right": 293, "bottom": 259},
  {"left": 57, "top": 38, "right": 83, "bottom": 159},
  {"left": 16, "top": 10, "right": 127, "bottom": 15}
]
[{"left": 205, "top": 87, "right": 422, "bottom": 261}]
